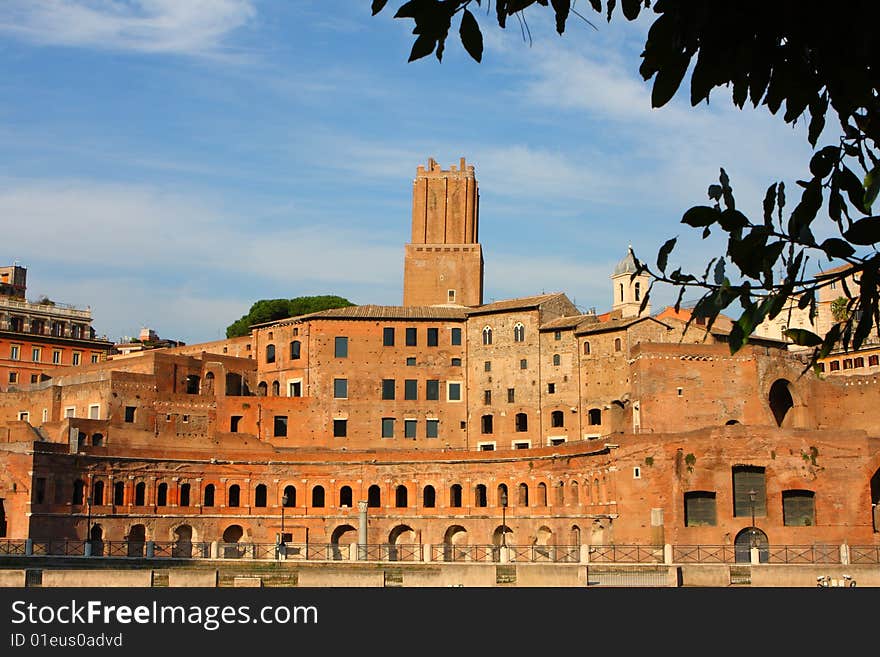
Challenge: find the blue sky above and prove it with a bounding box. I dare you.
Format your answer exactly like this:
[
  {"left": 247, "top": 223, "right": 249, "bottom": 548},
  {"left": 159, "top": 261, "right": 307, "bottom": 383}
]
[{"left": 0, "top": 1, "right": 830, "bottom": 344}]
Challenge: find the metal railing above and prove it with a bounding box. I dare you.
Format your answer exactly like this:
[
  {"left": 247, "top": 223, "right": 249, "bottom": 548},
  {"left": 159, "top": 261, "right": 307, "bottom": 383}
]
[{"left": 1, "top": 539, "right": 877, "bottom": 564}]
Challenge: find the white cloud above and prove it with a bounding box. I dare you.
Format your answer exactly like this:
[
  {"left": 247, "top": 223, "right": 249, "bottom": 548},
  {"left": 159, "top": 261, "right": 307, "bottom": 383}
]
[{"left": 0, "top": 0, "right": 255, "bottom": 58}]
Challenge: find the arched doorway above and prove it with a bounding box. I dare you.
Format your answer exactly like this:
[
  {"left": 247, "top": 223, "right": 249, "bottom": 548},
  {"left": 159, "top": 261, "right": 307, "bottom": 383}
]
[
  {"left": 127, "top": 524, "right": 146, "bottom": 558},
  {"left": 222, "top": 525, "right": 244, "bottom": 559},
  {"left": 734, "top": 527, "right": 769, "bottom": 563},
  {"left": 491, "top": 524, "right": 512, "bottom": 548},
  {"left": 173, "top": 525, "right": 194, "bottom": 558},
  {"left": 534, "top": 526, "right": 553, "bottom": 560},
  {"left": 442, "top": 525, "right": 468, "bottom": 562},
  {"left": 871, "top": 468, "right": 880, "bottom": 533},
  {"left": 388, "top": 524, "right": 416, "bottom": 561},
  {"left": 331, "top": 524, "right": 357, "bottom": 561},
  {"left": 89, "top": 524, "right": 104, "bottom": 556},
  {"left": 769, "top": 379, "right": 794, "bottom": 427}
]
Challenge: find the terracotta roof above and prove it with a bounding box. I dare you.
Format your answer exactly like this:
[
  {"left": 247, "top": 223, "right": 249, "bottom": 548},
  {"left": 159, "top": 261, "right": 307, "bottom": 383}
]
[
  {"left": 816, "top": 263, "right": 855, "bottom": 278},
  {"left": 466, "top": 292, "right": 569, "bottom": 316},
  {"left": 288, "top": 305, "right": 468, "bottom": 322},
  {"left": 575, "top": 315, "right": 670, "bottom": 336},
  {"left": 540, "top": 314, "right": 598, "bottom": 331}
]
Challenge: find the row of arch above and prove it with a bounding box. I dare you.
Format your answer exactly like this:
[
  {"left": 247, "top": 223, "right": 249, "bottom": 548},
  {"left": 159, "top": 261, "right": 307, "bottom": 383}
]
[{"left": 64, "top": 478, "right": 612, "bottom": 509}]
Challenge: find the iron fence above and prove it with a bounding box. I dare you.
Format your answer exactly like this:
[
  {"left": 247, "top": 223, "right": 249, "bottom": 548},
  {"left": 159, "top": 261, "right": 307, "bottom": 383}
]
[{"left": 0, "top": 539, "right": 876, "bottom": 565}]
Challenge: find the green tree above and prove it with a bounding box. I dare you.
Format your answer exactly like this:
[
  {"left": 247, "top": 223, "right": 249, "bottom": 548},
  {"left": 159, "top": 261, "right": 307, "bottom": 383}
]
[
  {"left": 226, "top": 295, "right": 356, "bottom": 338},
  {"left": 372, "top": 0, "right": 880, "bottom": 368}
]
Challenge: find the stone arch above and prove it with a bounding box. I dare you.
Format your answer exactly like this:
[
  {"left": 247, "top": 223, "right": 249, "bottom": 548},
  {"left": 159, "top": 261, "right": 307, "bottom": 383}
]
[
  {"left": 570, "top": 524, "right": 581, "bottom": 545},
  {"left": 222, "top": 524, "right": 245, "bottom": 559},
  {"left": 92, "top": 432, "right": 104, "bottom": 447},
  {"left": 367, "top": 485, "right": 381, "bottom": 507},
  {"left": 271, "top": 380, "right": 280, "bottom": 396},
  {"left": 254, "top": 483, "right": 267, "bottom": 507},
  {"left": 474, "top": 483, "right": 488, "bottom": 507},
  {"left": 442, "top": 525, "right": 468, "bottom": 561},
  {"left": 339, "top": 485, "right": 353, "bottom": 508},
  {"left": 257, "top": 381, "right": 268, "bottom": 396},
  {"left": 870, "top": 468, "right": 880, "bottom": 533},
  {"left": 497, "top": 483, "right": 509, "bottom": 507},
  {"left": 536, "top": 525, "right": 553, "bottom": 546},
  {"left": 89, "top": 523, "right": 104, "bottom": 556},
  {"left": 492, "top": 523, "right": 512, "bottom": 546},
  {"left": 388, "top": 524, "right": 416, "bottom": 559},
  {"left": 127, "top": 523, "right": 146, "bottom": 557},
  {"left": 422, "top": 485, "right": 436, "bottom": 508},
  {"left": 282, "top": 485, "right": 296, "bottom": 507},
  {"left": 330, "top": 524, "right": 357, "bottom": 560},
  {"left": 311, "top": 485, "right": 325, "bottom": 508},
  {"left": 92, "top": 480, "right": 105, "bottom": 506},
  {"left": 173, "top": 524, "right": 194, "bottom": 558},
  {"left": 518, "top": 482, "right": 529, "bottom": 506},
  {"left": 768, "top": 379, "right": 794, "bottom": 427},
  {"left": 734, "top": 527, "right": 769, "bottom": 563},
  {"left": 570, "top": 481, "right": 579, "bottom": 505}
]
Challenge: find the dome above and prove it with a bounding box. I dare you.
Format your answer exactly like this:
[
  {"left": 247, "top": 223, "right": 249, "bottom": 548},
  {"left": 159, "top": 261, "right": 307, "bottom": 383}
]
[{"left": 612, "top": 246, "right": 638, "bottom": 276}]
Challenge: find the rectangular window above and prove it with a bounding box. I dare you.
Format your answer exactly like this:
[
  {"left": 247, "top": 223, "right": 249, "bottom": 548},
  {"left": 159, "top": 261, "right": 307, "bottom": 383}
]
[
  {"left": 383, "top": 327, "right": 395, "bottom": 346},
  {"left": 230, "top": 416, "right": 242, "bottom": 432},
  {"left": 382, "top": 379, "right": 396, "bottom": 400},
  {"left": 289, "top": 380, "right": 302, "bottom": 397},
  {"left": 427, "top": 327, "right": 439, "bottom": 346},
  {"left": 64, "top": 407, "right": 75, "bottom": 418},
  {"left": 35, "top": 477, "right": 46, "bottom": 504},
  {"left": 72, "top": 352, "right": 81, "bottom": 366},
  {"left": 333, "top": 378, "right": 348, "bottom": 399},
  {"left": 448, "top": 289, "right": 456, "bottom": 303},
  {"left": 8, "top": 372, "right": 18, "bottom": 384},
  {"left": 451, "top": 327, "right": 462, "bottom": 345},
  {"left": 404, "top": 419, "right": 417, "bottom": 438},
  {"left": 406, "top": 357, "right": 416, "bottom": 366},
  {"left": 426, "top": 419, "right": 439, "bottom": 438},
  {"left": 30, "top": 374, "right": 38, "bottom": 384},
  {"left": 447, "top": 382, "right": 462, "bottom": 401},
  {"left": 124, "top": 406, "right": 136, "bottom": 423},
  {"left": 782, "top": 490, "right": 815, "bottom": 526},
  {"left": 41, "top": 408, "right": 48, "bottom": 423},
  {"left": 273, "top": 415, "right": 288, "bottom": 437},
  {"left": 10, "top": 345, "right": 20, "bottom": 360},
  {"left": 484, "top": 361, "right": 491, "bottom": 372},
  {"left": 52, "top": 350, "right": 61, "bottom": 364},
  {"left": 334, "top": 336, "right": 348, "bottom": 358},
  {"left": 381, "top": 417, "right": 395, "bottom": 438},
  {"left": 507, "top": 388, "right": 515, "bottom": 403},
  {"left": 18, "top": 411, "right": 29, "bottom": 422},
  {"left": 732, "top": 466, "right": 766, "bottom": 518},
  {"left": 90, "top": 354, "right": 99, "bottom": 364},
  {"left": 684, "top": 491, "right": 717, "bottom": 527},
  {"left": 405, "top": 327, "right": 417, "bottom": 346},
  {"left": 426, "top": 379, "right": 440, "bottom": 400},
  {"left": 404, "top": 379, "right": 418, "bottom": 400},
  {"left": 333, "top": 419, "right": 347, "bottom": 437},
  {"left": 32, "top": 347, "right": 41, "bottom": 362},
  {"left": 548, "top": 383, "right": 556, "bottom": 394},
  {"left": 451, "top": 357, "right": 462, "bottom": 366},
  {"left": 520, "top": 359, "right": 527, "bottom": 369},
  {"left": 88, "top": 404, "right": 100, "bottom": 420},
  {"left": 554, "top": 331, "right": 562, "bottom": 340},
  {"left": 483, "top": 389, "right": 491, "bottom": 404}
]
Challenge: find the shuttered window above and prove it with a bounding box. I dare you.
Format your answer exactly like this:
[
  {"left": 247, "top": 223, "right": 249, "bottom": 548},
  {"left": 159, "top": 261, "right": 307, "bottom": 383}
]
[
  {"left": 684, "top": 491, "right": 717, "bottom": 526},
  {"left": 782, "top": 490, "right": 815, "bottom": 526},
  {"left": 732, "top": 466, "right": 766, "bottom": 518}
]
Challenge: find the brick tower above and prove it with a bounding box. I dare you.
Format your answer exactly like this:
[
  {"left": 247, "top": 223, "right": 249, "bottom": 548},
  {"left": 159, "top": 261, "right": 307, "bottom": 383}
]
[{"left": 403, "top": 157, "right": 484, "bottom": 307}]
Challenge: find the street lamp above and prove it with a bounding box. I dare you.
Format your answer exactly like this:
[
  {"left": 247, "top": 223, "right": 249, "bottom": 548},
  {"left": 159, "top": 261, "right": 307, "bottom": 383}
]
[
  {"left": 500, "top": 490, "right": 508, "bottom": 548},
  {"left": 748, "top": 489, "right": 757, "bottom": 548},
  {"left": 86, "top": 495, "right": 93, "bottom": 556},
  {"left": 277, "top": 494, "right": 288, "bottom": 560}
]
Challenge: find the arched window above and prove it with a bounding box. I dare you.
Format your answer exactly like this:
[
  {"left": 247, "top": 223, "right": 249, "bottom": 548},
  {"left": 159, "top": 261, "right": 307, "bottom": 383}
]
[
  {"left": 134, "top": 482, "right": 146, "bottom": 506},
  {"left": 588, "top": 408, "right": 602, "bottom": 425},
  {"left": 290, "top": 340, "right": 301, "bottom": 359},
  {"left": 72, "top": 479, "right": 85, "bottom": 505},
  {"left": 515, "top": 412, "right": 528, "bottom": 432},
  {"left": 555, "top": 481, "right": 565, "bottom": 505},
  {"left": 395, "top": 485, "right": 408, "bottom": 508},
  {"left": 583, "top": 341, "right": 591, "bottom": 355},
  {"left": 254, "top": 484, "right": 267, "bottom": 507},
  {"left": 518, "top": 482, "right": 529, "bottom": 506},
  {"left": 475, "top": 484, "right": 487, "bottom": 507},
  {"left": 635, "top": 282, "right": 641, "bottom": 301},
  {"left": 368, "top": 485, "right": 381, "bottom": 508},
  {"left": 265, "top": 344, "right": 275, "bottom": 363},
  {"left": 283, "top": 485, "right": 296, "bottom": 507},
  {"left": 482, "top": 326, "right": 493, "bottom": 345},
  {"left": 203, "top": 484, "right": 215, "bottom": 507},
  {"left": 551, "top": 410, "right": 564, "bottom": 428},
  {"left": 228, "top": 484, "right": 240, "bottom": 508},
  {"left": 614, "top": 337, "right": 622, "bottom": 352},
  {"left": 553, "top": 353, "right": 561, "bottom": 366},
  {"left": 423, "top": 485, "right": 436, "bottom": 508},
  {"left": 619, "top": 283, "right": 624, "bottom": 301},
  {"left": 271, "top": 381, "right": 280, "bottom": 396},
  {"left": 179, "top": 483, "right": 191, "bottom": 507},
  {"left": 513, "top": 323, "right": 525, "bottom": 342},
  {"left": 537, "top": 482, "right": 547, "bottom": 506},
  {"left": 311, "top": 486, "right": 325, "bottom": 508},
  {"left": 339, "top": 486, "right": 353, "bottom": 507},
  {"left": 497, "top": 483, "right": 509, "bottom": 507},
  {"left": 113, "top": 481, "right": 124, "bottom": 506},
  {"left": 450, "top": 484, "right": 463, "bottom": 508},
  {"left": 156, "top": 483, "right": 168, "bottom": 507},
  {"left": 92, "top": 433, "right": 104, "bottom": 447},
  {"left": 92, "top": 480, "right": 105, "bottom": 506},
  {"left": 570, "top": 481, "right": 579, "bottom": 505},
  {"left": 257, "top": 381, "right": 267, "bottom": 396}
]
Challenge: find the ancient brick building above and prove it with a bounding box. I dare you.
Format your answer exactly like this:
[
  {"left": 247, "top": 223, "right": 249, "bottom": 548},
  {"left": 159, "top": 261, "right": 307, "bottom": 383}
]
[{"left": 0, "top": 159, "right": 878, "bottom": 560}]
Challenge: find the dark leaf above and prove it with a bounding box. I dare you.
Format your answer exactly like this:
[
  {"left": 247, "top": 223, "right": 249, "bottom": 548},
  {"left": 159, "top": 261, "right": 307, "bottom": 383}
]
[
  {"left": 621, "top": 0, "right": 642, "bottom": 20},
  {"left": 638, "top": 282, "right": 652, "bottom": 315},
  {"left": 837, "top": 165, "right": 869, "bottom": 214},
  {"left": 807, "top": 92, "right": 828, "bottom": 147},
  {"left": 682, "top": 205, "right": 719, "bottom": 228},
  {"left": 842, "top": 217, "right": 880, "bottom": 246},
  {"left": 762, "top": 183, "right": 777, "bottom": 226},
  {"left": 409, "top": 33, "right": 437, "bottom": 62},
  {"left": 650, "top": 51, "right": 690, "bottom": 108},
  {"left": 817, "top": 323, "right": 842, "bottom": 359},
  {"left": 588, "top": 0, "right": 601, "bottom": 12},
  {"left": 657, "top": 237, "right": 676, "bottom": 273},
  {"left": 784, "top": 328, "right": 824, "bottom": 347},
  {"left": 459, "top": 8, "right": 483, "bottom": 62},
  {"left": 713, "top": 258, "right": 725, "bottom": 285},
  {"left": 371, "top": 0, "right": 389, "bottom": 15},
  {"left": 717, "top": 209, "right": 749, "bottom": 233},
  {"left": 728, "top": 321, "right": 745, "bottom": 354},
  {"left": 394, "top": 0, "right": 428, "bottom": 18},
  {"left": 809, "top": 146, "right": 839, "bottom": 179},
  {"left": 787, "top": 178, "right": 822, "bottom": 240},
  {"left": 819, "top": 238, "right": 856, "bottom": 259},
  {"left": 673, "top": 285, "right": 686, "bottom": 313},
  {"left": 550, "top": 0, "right": 570, "bottom": 34},
  {"left": 707, "top": 184, "right": 723, "bottom": 201}
]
